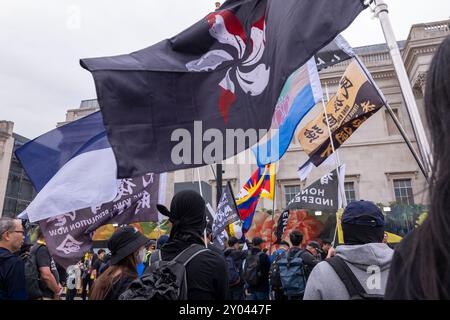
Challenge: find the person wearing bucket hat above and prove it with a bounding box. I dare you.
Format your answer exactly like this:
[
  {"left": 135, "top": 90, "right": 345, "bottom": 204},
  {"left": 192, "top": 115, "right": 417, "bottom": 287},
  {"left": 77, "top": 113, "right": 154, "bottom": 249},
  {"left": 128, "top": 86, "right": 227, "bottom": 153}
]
[
  {"left": 89, "top": 226, "right": 150, "bottom": 300},
  {"left": 304, "top": 200, "right": 394, "bottom": 300},
  {"left": 155, "top": 190, "right": 228, "bottom": 300}
]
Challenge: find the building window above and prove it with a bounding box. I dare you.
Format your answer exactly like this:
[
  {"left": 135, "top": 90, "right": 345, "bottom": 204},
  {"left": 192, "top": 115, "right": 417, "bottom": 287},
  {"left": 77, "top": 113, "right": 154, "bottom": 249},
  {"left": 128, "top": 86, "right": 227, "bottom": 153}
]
[
  {"left": 386, "top": 108, "right": 400, "bottom": 136},
  {"left": 285, "top": 185, "right": 301, "bottom": 205},
  {"left": 393, "top": 179, "right": 415, "bottom": 205},
  {"left": 344, "top": 182, "right": 357, "bottom": 202}
]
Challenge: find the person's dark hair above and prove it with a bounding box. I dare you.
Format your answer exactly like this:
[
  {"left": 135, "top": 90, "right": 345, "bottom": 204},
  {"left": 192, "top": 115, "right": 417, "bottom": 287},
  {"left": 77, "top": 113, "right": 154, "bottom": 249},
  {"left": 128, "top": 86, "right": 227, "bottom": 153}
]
[
  {"left": 89, "top": 253, "right": 137, "bottom": 300},
  {"left": 228, "top": 237, "right": 239, "bottom": 247},
  {"left": 97, "top": 249, "right": 105, "bottom": 255},
  {"left": 252, "top": 237, "right": 264, "bottom": 247},
  {"left": 400, "top": 35, "right": 450, "bottom": 299},
  {"left": 289, "top": 231, "right": 303, "bottom": 246}
]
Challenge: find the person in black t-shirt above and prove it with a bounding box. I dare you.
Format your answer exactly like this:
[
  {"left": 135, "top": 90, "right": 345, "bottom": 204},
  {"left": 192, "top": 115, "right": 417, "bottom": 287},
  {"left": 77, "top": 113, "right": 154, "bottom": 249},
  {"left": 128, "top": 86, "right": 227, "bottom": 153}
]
[{"left": 33, "top": 228, "right": 62, "bottom": 300}]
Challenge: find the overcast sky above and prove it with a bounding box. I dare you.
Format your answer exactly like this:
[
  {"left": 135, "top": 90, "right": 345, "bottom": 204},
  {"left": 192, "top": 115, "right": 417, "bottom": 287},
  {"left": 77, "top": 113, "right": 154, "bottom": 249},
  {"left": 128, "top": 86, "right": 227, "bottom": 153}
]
[{"left": 1, "top": 0, "right": 449, "bottom": 139}]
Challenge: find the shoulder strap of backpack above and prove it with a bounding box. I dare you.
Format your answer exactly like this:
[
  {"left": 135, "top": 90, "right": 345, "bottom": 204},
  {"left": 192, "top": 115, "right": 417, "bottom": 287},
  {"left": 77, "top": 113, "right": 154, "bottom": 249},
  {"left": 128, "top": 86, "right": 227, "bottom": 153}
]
[
  {"left": 327, "top": 256, "right": 367, "bottom": 298},
  {"left": 173, "top": 244, "right": 209, "bottom": 266}
]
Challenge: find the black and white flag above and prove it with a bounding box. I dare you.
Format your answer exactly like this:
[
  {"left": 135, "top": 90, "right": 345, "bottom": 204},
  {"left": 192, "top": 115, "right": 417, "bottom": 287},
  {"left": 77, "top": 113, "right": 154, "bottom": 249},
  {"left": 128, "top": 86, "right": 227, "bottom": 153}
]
[
  {"left": 212, "top": 182, "right": 240, "bottom": 249},
  {"left": 288, "top": 165, "right": 346, "bottom": 211},
  {"left": 39, "top": 173, "right": 164, "bottom": 268}
]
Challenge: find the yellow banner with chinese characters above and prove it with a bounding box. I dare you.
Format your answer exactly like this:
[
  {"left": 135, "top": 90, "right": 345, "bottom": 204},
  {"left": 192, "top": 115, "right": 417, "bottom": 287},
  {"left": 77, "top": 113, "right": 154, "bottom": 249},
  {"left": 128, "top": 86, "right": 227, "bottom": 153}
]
[{"left": 298, "top": 59, "right": 385, "bottom": 167}]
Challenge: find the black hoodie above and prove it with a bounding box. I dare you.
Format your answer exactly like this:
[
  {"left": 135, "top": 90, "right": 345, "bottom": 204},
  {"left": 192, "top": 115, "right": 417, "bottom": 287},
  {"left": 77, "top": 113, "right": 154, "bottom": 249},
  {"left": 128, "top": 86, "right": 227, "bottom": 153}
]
[
  {"left": 158, "top": 191, "right": 228, "bottom": 300},
  {"left": 161, "top": 235, "right": 228, "bottom": 300},
  {"left": 0, "top": 247, "right": 27, "bottom": 300}
]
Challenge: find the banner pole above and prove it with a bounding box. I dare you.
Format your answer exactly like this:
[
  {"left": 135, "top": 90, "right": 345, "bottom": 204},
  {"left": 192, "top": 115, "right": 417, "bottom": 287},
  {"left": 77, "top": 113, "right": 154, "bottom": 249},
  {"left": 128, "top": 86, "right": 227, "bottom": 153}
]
[
  {"left": 322, "top": 84, "right": 347, "bottom": 209},
  {"left": 323, "top": 84, "right": 347, "bottom": 248},
  {"left": 268, "top": 164, "right": 277, "bottom": 255},
  {"left": 196, "top": 168, "right": 208, "bottom": 248}
]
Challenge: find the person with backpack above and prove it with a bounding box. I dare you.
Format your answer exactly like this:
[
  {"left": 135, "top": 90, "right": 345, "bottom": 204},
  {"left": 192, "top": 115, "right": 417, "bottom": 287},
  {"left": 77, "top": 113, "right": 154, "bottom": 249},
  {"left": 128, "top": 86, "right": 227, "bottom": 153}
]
[
  {"left": 243, "top": 237, "right": 270, "bottom": 300},
  {"left": 32, "top": 226, "right": 62, "bottom": 300},
  {"left": 269, "top": 241, "right": 289, "bottom": 264},
  {"left": 0, "top": 217, "right": 27, "bottom": 300},
  {"left": 89, "top": 226, "right": 149, "bottom": 300},
  {"left": 269, "top": 241, "right": 290, "bottom": 300},
  {"left": 274, "top": 231, "right": 308, "bottom": 299},
  {"left": 224, "top": 237, "right": 246, "bottom": 300},
  {"left": 304, "top": 200, "right": 393, "bottom": 300},
  {"left": 300, "top": 240, "right": 323, "bottom": 280},
  {"left": 120, "top": 190, "right": 228, "bottom": 300}
]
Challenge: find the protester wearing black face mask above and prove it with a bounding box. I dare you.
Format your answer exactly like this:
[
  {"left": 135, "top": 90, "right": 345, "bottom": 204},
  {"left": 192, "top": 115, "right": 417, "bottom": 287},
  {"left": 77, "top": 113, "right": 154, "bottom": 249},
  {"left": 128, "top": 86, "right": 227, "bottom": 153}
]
[
  {"left": 156, "top": 190, "right": 228, "bottom": 300},
  {"left": 304, "top": 200, "right": 393, "bottom": 300}
]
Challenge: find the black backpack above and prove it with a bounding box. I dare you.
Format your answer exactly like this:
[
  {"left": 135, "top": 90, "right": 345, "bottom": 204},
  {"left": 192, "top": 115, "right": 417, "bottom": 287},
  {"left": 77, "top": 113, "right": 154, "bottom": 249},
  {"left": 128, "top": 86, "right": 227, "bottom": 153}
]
[
  {"left": 225, "top": 254, "right": 241, "bottom": 287},
  {"left": 327, "top": 256, "right": 384, "bottom": 300},
  {"left": 119, "top": 244, "right": 208, "bottom": 300},
  {"left": 21, "top": 245, "right": 44, "bottom": 300},
  {"left": 269, "top": 252, "right": 284, "bottom": 291},
  {"left": 242, "top": 252, "right": 263, "bottom": 287}
]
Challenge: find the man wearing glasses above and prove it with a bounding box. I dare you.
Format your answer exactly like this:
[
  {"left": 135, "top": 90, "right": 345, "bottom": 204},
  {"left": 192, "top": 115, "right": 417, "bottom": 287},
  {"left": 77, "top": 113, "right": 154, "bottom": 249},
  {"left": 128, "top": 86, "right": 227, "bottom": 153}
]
[{"left": 0, "top": 217, "right": 27, "bottom": 300}]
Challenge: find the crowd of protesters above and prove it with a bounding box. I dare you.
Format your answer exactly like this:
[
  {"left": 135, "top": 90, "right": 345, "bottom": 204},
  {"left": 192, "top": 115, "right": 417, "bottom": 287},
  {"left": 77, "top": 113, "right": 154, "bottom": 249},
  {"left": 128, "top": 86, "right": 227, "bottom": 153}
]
[{"left": 1, "top": 35, "right": 450, "bottom": 301}]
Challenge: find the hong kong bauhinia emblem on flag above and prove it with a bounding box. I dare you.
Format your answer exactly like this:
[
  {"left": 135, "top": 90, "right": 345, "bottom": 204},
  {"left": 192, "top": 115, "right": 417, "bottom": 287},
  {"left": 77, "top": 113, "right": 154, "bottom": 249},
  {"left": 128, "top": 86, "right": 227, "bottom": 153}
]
[{"left": 186, "top": 10, "right": 270, "bottom": 123}]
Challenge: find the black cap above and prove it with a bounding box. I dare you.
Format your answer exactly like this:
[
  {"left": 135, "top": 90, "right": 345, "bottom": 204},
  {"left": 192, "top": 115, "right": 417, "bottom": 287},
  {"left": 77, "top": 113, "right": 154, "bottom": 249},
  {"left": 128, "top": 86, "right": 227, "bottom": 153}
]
[
  {"left": 342, "top": 200, "right": 385, "bottom": 227},
  {"left": 307, "top": 241, "right": 323, "bottom": 253},
  {"left": 252, "top": 237, "right": 264, "bottom": 246},
  {"left": 108, "top": 226, "right": 150, "bottom": 265},
  {"left": 228, "top": 237, "right": 239, "bottom": 247}
]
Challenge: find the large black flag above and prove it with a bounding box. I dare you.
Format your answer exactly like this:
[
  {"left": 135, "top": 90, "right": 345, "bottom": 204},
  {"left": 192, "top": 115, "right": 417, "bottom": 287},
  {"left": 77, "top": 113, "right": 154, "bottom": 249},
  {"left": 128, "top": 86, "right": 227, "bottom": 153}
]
[
  {"left": 81, "top": 0, "right": 369, "bottom": 178},
  {"left": 39, "top": 173, "right": 161, "bottom": 268}
]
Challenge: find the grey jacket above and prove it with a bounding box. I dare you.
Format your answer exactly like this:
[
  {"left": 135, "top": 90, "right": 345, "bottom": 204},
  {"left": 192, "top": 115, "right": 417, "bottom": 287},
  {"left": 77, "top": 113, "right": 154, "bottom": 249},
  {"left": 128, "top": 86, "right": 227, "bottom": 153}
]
[{"left": 303, "top": 243, "right": 393, "bottom": 300}]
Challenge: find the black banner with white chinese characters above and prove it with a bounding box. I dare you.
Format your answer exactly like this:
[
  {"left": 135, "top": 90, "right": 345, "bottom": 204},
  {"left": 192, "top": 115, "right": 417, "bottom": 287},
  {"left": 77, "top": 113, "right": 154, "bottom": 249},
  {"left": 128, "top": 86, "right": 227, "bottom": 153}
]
[
  {"left": 40, "top": 173, "right": 160, "bottom": 268},
  {"left": 212, "top": 182, "right": 240, "bottom": 249}
]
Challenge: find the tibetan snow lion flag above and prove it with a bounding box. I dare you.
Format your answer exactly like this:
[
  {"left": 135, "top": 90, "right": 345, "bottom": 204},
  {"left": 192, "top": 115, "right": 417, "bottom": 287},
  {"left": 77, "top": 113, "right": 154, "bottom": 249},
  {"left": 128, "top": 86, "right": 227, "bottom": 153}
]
[
  {"left": 236, "top": 164, "right": 275, "bottom": 234},
  {"left": 80, "top": 0, "right": 370, "bottom": 178}
]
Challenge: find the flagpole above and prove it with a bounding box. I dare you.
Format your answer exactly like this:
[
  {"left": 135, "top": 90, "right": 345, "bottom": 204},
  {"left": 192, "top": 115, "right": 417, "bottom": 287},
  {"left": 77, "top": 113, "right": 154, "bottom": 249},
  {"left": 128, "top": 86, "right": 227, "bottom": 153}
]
[
  {"left": 373, "top": 0, "right": 433, "bottom": 177},
  {"left": 322, "top": 84, "right": 347, "bottom": 209},
  {"left": 196, "top": 168, "right": 208, "bottom": 248},
  {"left": 268, "top": 164, "right": 277, "bottom": 255},
  {"left": 322, "top": 83, "right": 347, "bottom": 248}
]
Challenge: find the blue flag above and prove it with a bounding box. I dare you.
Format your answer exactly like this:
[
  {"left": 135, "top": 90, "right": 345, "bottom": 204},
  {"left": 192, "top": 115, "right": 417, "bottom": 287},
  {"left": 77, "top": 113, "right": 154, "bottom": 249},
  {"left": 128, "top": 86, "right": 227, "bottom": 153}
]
[{"left": 15, "top": 112, "right": 119, "bottom": 222}]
